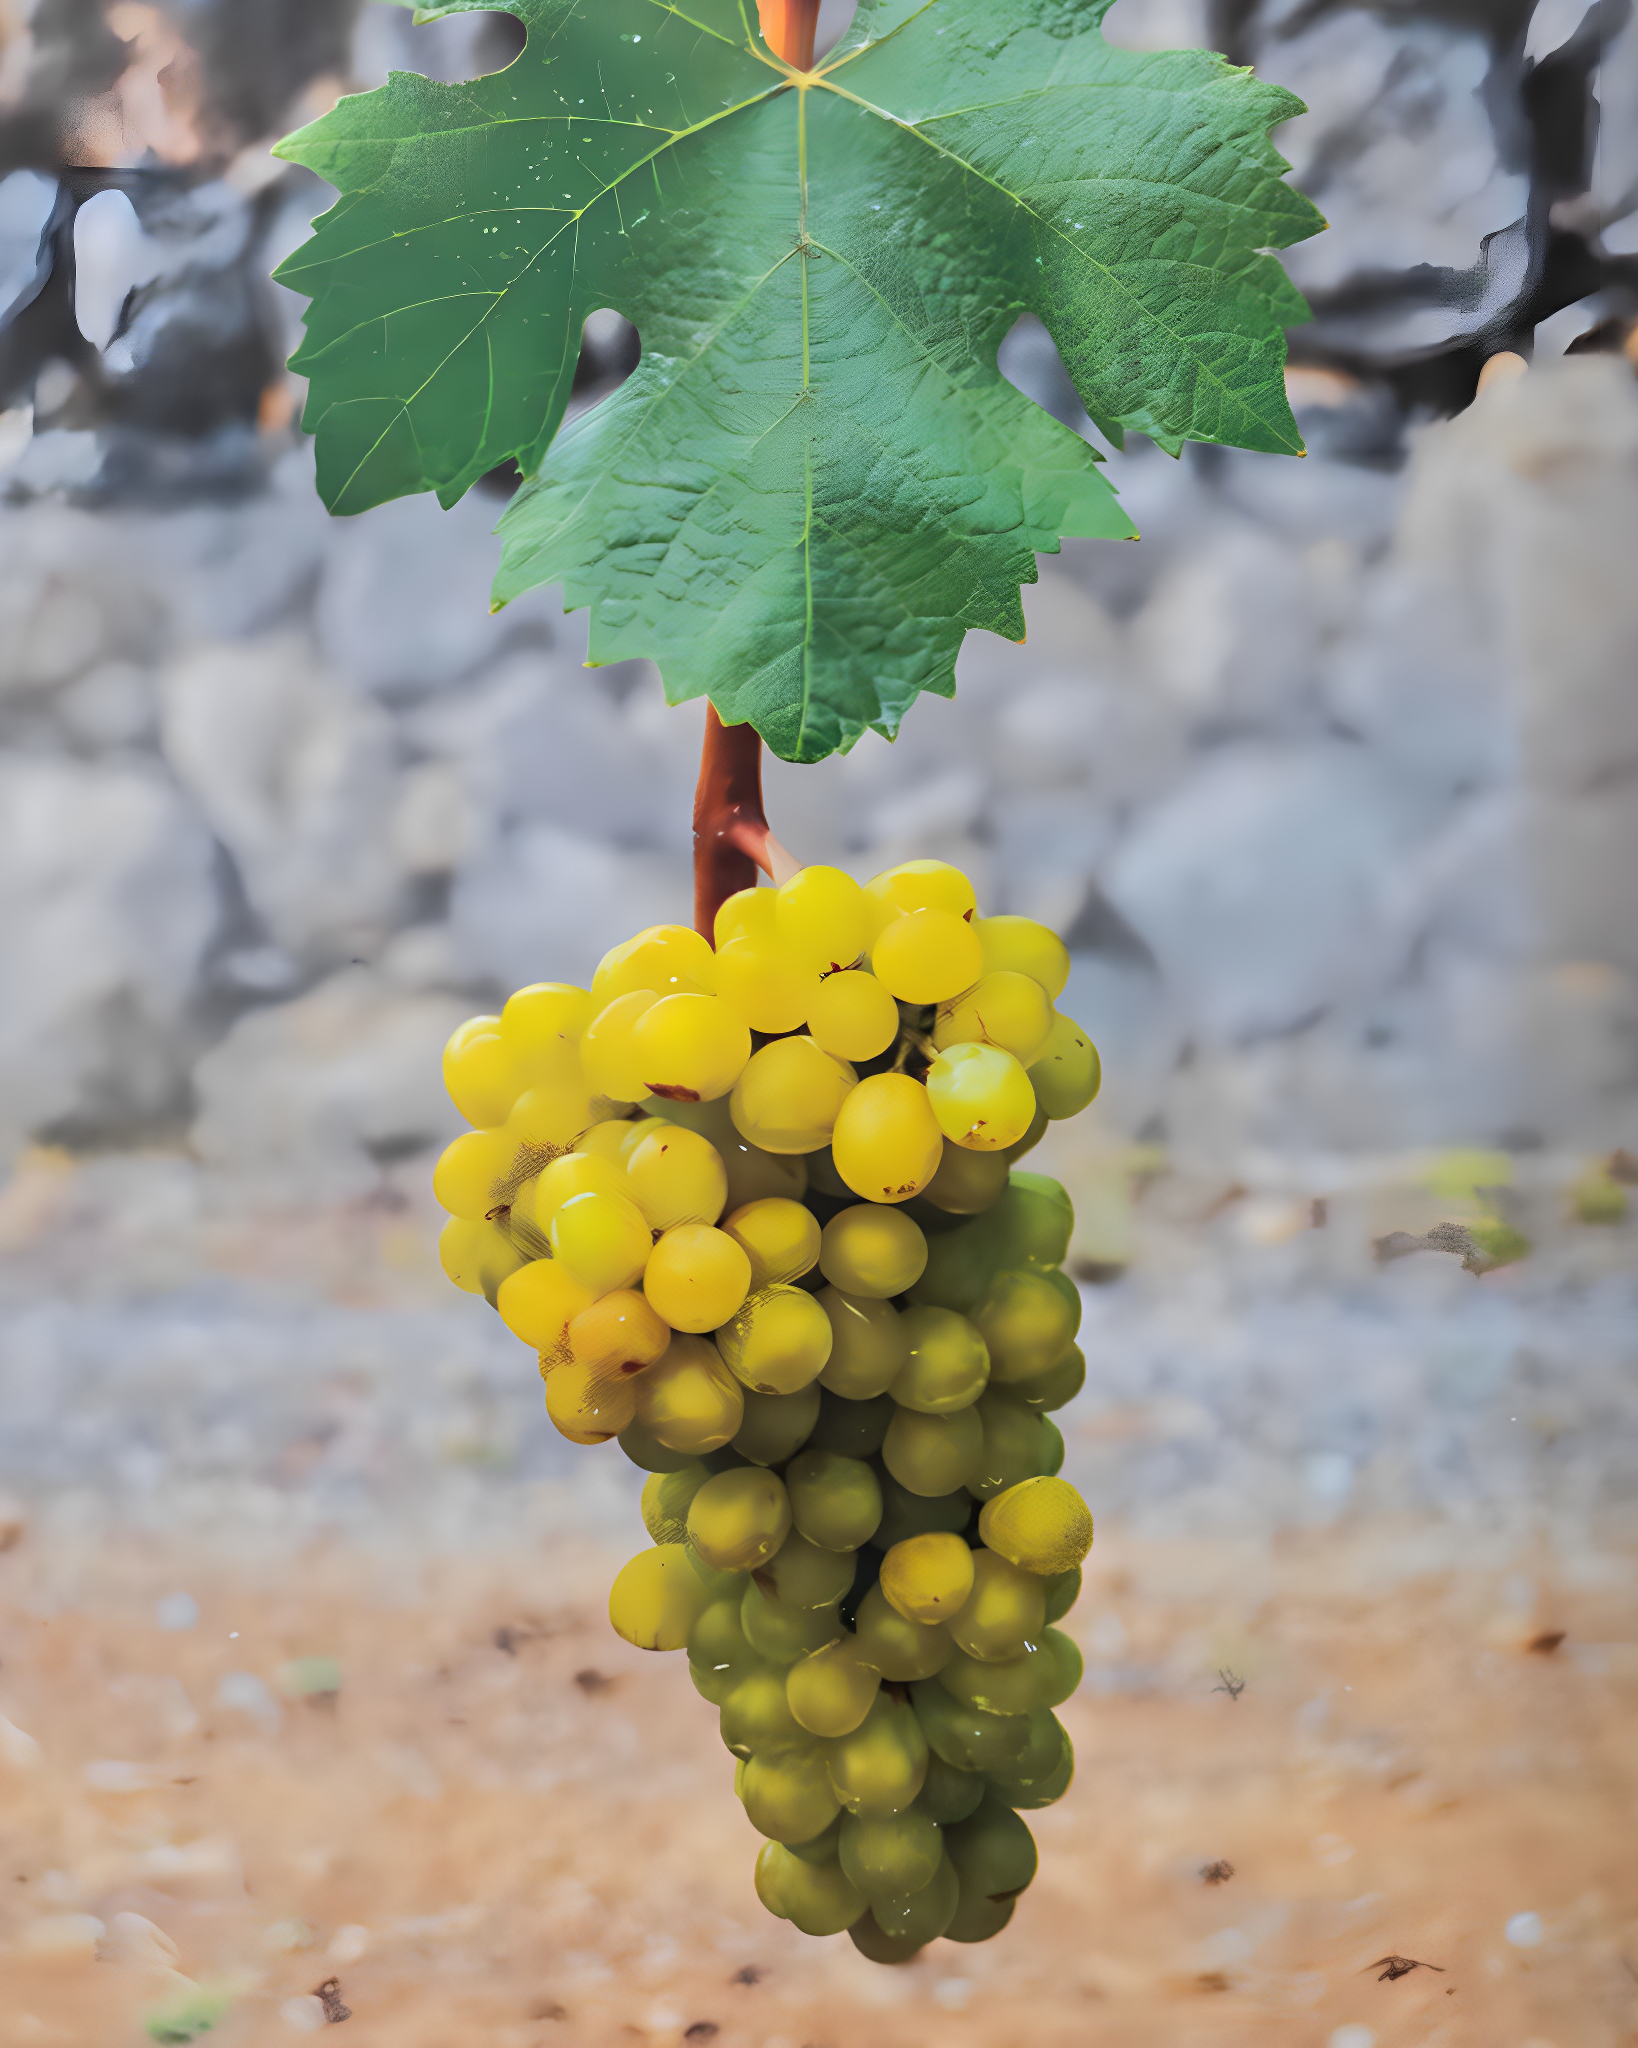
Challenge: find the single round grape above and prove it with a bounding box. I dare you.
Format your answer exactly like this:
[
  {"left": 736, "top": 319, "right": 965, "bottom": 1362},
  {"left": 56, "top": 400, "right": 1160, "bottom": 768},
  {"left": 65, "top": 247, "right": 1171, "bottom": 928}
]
[
  {"left": 740, "top": 1580, "right": 843, "bottom": 1665},
  {"left": 871, "top": 1854, "right": 958, "bottom": 1945},
  {"left": 784, "top": 1448, "right": 882, "bottom": 1552},
  {"left": 978, "top": 1476, "right": 1093, "bottom": 1575},
  {"left": 581, "top": 990, "right": 659, "bottom": 1103},
  {"left": 828, "top": 1691, "right": 930, "bottom": 1818},
  {"left": 569, "top": 1288, "right": 671, "bottom": 1374},
  {"left": 629, "top": 992, "right": 750, "bottom": 1104},
  {"left": 716, "top": 1285, "right": 834, "bottom": 1396},
  {"left": 439, "top": 1217, "right": 525, "bottom": 1301},
  {"left": 806, "top": 969, "right": 899, "bottom": 1061},
  {"left": 943, "top": 1789, "right": 1039, "bottom": 1897},
  {"left": 755, "top": 1841, "right": 866, "bottom": 1936},
  {"left": 974, "top": 914, "right": 1070, "bottom": 1000},
  {"left": 873, "top": 1473, "right": 972, "bottom": 1549},
  {"left": 879, "top": 1532, "right": 975, "bottom": 1626},
  {"left": 688, "top": 1595, "right": 757, "bottom": 1704},
  {"left": 944, "top": 1884, "right": 1015, "bottom": 1943},
  {"left": 518, "top": 1150, "right": 630, "bottom": 1236},
  {"left": 635, "top": 1333, "right": 744, "bottom": 1453},
  {"left": 985, "top": 1709, "right": 1072, "bottom": 1810},
  {"left": 496, "top": 1258, "right": 596, "bottom": 1355},
  {"left": 915, "top": 1752, "right": 986, "bottom": 1826},
  {"left": 777, "top": 864, "right": 867, "bottom": 974},
  {"left": 890, "top": 1305, "right": 990, "bottom": 1415},
  {"left": 971, "top": 1267, "right": 1081, "bottom": 1383},
  {"left": 432, "top": 1128, "right": 516, "bottom": 1221},
  {"left": 905, "top": 1215, "right": 996, "bottom": 1314},
  {"left": 720, "top": 1662, "right": 808, "bottom": 1755},
  {"left": 714, "top": 886, "right": 776, "bottom": 949},
  {"left": 624, "top": 1125, "right": 728, "bottom": 1231},
  {"left": 852, "top": 1583, "right": 952, "bottom": 1682},
  {"left": 932, "top": 970, "right": 1054, "bottom": 1066},
  {"left": 816, "top": 1290, "right": 908, "bottom": 1401},
  {"left": 806, "top": 1387, "right": 895, "bottom": 1457},
  {"left": 819, "top": 1204, "right": 929, "bottom": 1299},
  {"left": 1011, "top": 1342, "right": 1085, "bottom": 1413},
  {"left": 871, "top": 908, "right": 985, "bottom": 1006},
  {"left": 946, "top": 1550, "right": 1046, "bottom": 1662},
  {"left": 507, "top": 1074, "right": 606, "bottom": 1155},
  {"left": 925, "top": 1041, "right": 1036, "bottom": 1152},
  {"left": 731, "top": 1037, "right": 856, "bottom": 1154},
  {"left": 442, "top": 1019, "right": 521, "bottom": 1128},
  {"left": 909, "top": 1679, "right": 1032, "bottom": 1774},
  {"left": 864, "top": 859, "right": 978, "bottom": 924},
  {"left": 687, "top": 1466, "right": 792, "bottom": 1573},
  {"left": 992, "top": 1737, "right": 1073, "bottom": 1811},
  {"left": 712, "top": 936, "right": 820, "bottom": 1036},
  {"left": 548, "top": 1188, "right": 652, "bottom": 1294},
  {"left": 831, "top": 1073, "right": 944, "bottom": 1205},
  {"left": 641, "top": 1463, "right": 711, "bottom": 1542},
  {"left": 837, "top": 1806, "right": 943, "bottom": 1901},
  {"left": 499, "top": 980, "right": 593, "bottom": 1060},
  {"left": 754, "top": 1530, "right": 854, "bottom": 1610},
  {"left": 786, "top": 1636, "right": 880, "bottom": 1738},
  {"left": 575, "top": 1117, "right": 643, "bottom": 1167},
  {"left": 939, "top": 1629, "right": 1083, "bottom": 1716},
  {"left": 592, "top": 924, "right": 715, "bottom": 1007},
  {"left": 1027, "top": 1012, "right": 1101, "bottom": 1119},
  {"left": 921, "top": 1144, "right": 1010, "bottom": 1215},
  {"left": 881, "top": 1403, "right": 983, "bottom": 1497},
  {"left": 968, "top": 1387, "right": 1062, "bottom": 1499},
  {"left": 643, "top": 1223, "right": 752, "bottom": 1333},
  {"left": 1042, "top": 1566, "right": 1081, "bottom": 1624},
  {"left": 723, "top": 1198, "right": 821, "bottom": 1289},
  {"left": 988, "top": 1171, "right": 1075, "bottom": 1270},
  {"left": 729, "top": 1383, "right": 820, "bottom": 1467},
  {"left": 741, "top": 1746, "right": 841, "bottom": 1844},
  {"left": 608, "top": 1543, "right": 712, "bottom": 1650},
  {"left": 848, "top": 1917, "right": 925, "bottom": 1964},
  {"left": 544, "top": 1358, "right": 638, "bottom": 1443}
]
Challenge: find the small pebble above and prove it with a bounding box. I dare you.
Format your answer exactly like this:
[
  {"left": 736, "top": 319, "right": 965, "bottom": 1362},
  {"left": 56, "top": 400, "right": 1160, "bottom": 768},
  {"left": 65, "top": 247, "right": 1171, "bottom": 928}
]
[{"left": 1506, "top": 1910, "right": 1543, "bottom": 1948}]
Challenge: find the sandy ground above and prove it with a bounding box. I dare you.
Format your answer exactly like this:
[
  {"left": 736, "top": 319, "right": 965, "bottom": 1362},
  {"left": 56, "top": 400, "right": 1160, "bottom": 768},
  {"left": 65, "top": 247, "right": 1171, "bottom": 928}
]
[{"left": 0, "top": 1524, "right": 1633, "bottom": 2048}]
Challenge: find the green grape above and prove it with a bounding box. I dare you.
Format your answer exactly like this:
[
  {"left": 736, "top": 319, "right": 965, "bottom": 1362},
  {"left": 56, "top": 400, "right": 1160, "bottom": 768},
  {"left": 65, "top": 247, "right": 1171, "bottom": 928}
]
[
  {"left": 925, "top": 1042, "right": 1037, "bottom": 1152},
  {"left": 548, "top": 1189, "right": 653, "bottom": 1294},
  {"left": 920, "top": 1143, "right": 1011, "bottom": 1216},
  {"left": 871, "top": 909, "right": 984, "bottom": 1006},
  {"left": 722, "top": 1198, "right": 821, "bottom": 1289},
  {"left": 853, "top": 1583, "right": 951, "bottom": 1683},
  {"left": 628, "top": 992, "right": 750, "bottom": 1103},
  {"left": 915, "top": 1751, "right": 986, "bottom": 1825},
  {"left": 804, "top": 1146, "right": 852, "bottom": 1199},
  {"left": 807, "top": 1388, "right": 895, "bottom": 1457},
  {"left": 732, "top": 1384, "right": 822, "bottom": 1468},
  {"left": 641, "top": 1463, "right": 711, "bottom": 1541},
  {"left": 607, "top": 1544, "right": 712, "bottom": 1651},
  {"left": 1012, "top": 1343, "right": 1085, "bottom": 1413},
  {"left": 905, "top": 1215, "right": 997, "bottom": 1314},
  {"left": 624, "top": 1125, "right": 729, "bottom": 1231},
  {"left": 838, "top": 1808, "right": 943, "bottom": 1902},
  {"left": 754, "top": 1841, "right": 866, "bottom": 1937},
  {"left": 687, "top": 1467, "right": 791, "bottom": 1572},
  {"left": 433, "top": 1127, "right": 518, "bottom": 1221},
  {"left": 873, "top": 1472, "right": 971, "bottom": 1549},
  {"left": 971, "top": 1268, "right": 1081, "bottom": 1384},
  {"left": 994, "top": 1742, "right": 1072, "bottom": 1812},
  {"left": 754, "top": 1530, "right": 855, "bottom": 1610},
  {"left": 946, "top": 1551, "right": 1045, "bottom": 1662},
  {"left": 879, "top": 1533, "right": 975, "bottom": 1627},
  {"left": 776, "top": 863, "right": 868, "bottom": 975},
  {"left": 544, "top": 1358, "right": 637, "bottom": 1444},
  {"left": 1004, "top": 1105, "right": 1050, "bottom": 1161},
  {"left": 740, "top": 1746, "right": 841, "bottom": 1844},
  {"left": 581, "top": 990, "right": 659, "bottom": 1103},
  {"left": 943, "top": 1789, "right": 1038, "bottom": 1899},
  {"left": 881, "top": 1403, "right": 983, "bottom": 1497},
  {"left": 643, "top": 1223, "right": 752, "bottom": 1333},
  {"left": 848, "top": 1917, "right": 925, "bottom": 1965},
  {"left": 621, "top": 1419, "right": 704, "bottom": 1474},
  {"left": 871, "top": 1854, "right": 959, "bottom": 1945},
  {"left": 784, "top": 1448, "right": 882, "bottom": 1552},
  {"left": 807, "top": 969, "right": 900, "bottom": 1062},
  {"left": 440, "top": 1217, "right": 526, "bottom": 1303},
  {"left": 864, "top": 858, "right": 978, "bottom": 925},
  {"left": 713, "top": 886, "right": 775, "bottom": 950},
  {"left": 1042, "top": 1566, "right": 1082, "bottom": 1623},
  {"left": 730, "top": 1037, "right": 856, "bottom": 1153},
  {"left": 636, "top": 1334, "right": 745, "bottom": 1453},
  {"left": 938, "top": 1629, "right": 1083, "bottom": 1716},
  {"left": 831, "top": 1073, "right": 944, "bottom": 1204},
  {"left": 990, "top": 1172, "right": 1075, "bottom": 1271},
  {"left": 944, "top": 1885, "right": 1016, "bottom": 1943},
  {"left": 786, "top": 1812, "right": 843, "bottom": 1864},
  {"left": 890, "top": 1306, "right": 991, "bottom": 1415},
  {"left": 785, "top": 1636, "right": 880, "bottom": 1738},
  {"left": 933, "top": 970, "right": 1054, "bottom": 1065},
  {"left": 716, "top": 1285, "right": 834, "bottom": 1397},
  {"left": 592, "top": 924, "right": 716, "bottom": 1007},
  {"left": 713, "top": 936, "right": 820, "bottom": 1035},
  {"left": 908, "top": 1679, "right": 1033, "bottom": 1774},
  {"left": 720, "top": 1662, "right": 808, "bottom": 1755},
  {"left": 687, "top": 1595, "right": 758, "bottom": 1704},
  {"left": 816, "top": 1290, "right": 908, "bottom": 1401},
  {"left": 978, "top": 1476, "right": 1094, "bottom": 1575},
  {"left": 569, "top": 1288, "right": 671, "bottom": 1373},
  {"left": 973, "top": 914, "right": 1070, "bottom": 1000},
  {"left": 740, "top": 1580, "right": 843, "bottom": 1666},
  {"left": 1027, "top": 1012, "right": 1101, "bottom": 1119},
  {"left": 819, "top": 1205, "right": 929, "bottom": 1299},
  {"left": 986, "top": 1710, "right": 1073, "bottom": 1810},
  {"left": 827, "top": 1692, "right": 929, "bottom": 1817},
  {"left": 968, "top": 1388, "right": 1062, "bottom": 1500},
  {"left": 442, "top": 1016, "right": 516, "bottom": 1128}
]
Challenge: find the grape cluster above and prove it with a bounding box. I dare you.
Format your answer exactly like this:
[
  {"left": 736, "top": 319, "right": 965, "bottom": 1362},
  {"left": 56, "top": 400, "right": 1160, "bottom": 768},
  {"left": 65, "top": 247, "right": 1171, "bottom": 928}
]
[{"left": 434, "top": 859, "right": 1100, "bottom": 1962}]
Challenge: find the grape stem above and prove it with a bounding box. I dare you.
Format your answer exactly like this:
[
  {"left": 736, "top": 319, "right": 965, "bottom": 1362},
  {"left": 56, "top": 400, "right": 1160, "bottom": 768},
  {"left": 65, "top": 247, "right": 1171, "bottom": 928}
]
[{"left": 692, "top": 705, "right": 800, "bottom": 938}]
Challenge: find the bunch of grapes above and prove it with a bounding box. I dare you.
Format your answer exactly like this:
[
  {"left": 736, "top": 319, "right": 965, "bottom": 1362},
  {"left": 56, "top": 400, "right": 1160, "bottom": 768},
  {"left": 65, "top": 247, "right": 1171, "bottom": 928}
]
[{"left": 434, "top": 858, "right": 1099, "bottom": 1962}]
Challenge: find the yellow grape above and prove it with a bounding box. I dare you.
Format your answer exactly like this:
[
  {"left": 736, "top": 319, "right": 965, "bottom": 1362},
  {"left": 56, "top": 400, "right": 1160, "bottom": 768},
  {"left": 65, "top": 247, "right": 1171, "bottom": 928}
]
[
  {"left": 640, "top": 1462, "right": 710, "bottom": 1544},
  {"left": 720, "top": 1663, "right": 807, "bottom": 1755},
  {"left": 643, "top": 1223, "right": 752, "bottom": 1332},
  {"left": 622, "top": 1125, "right": 727, "bottom": 1230},
  {"left": 978, "top": 1476, "right": 1094, "bottom": 1575},
  {"left": 740, "top": 1747, "right": 840, "bottom": 1845},
  {"left": 776, "top": 864, "right": 867, "bottom": 974},
  {"left": 974, "top": 915, "right": 1070, "bottom": 999},
  {"left": 517, "top": 1149, "right": 629, "bottom": 1231},
  {"left": 576, "top": 1117, "right": 644, "bottom": 1166},
  {"left": 837, "top": 1807, "right": 943, "bottom": 1900},
  {"left": 592, "top": 924, "right": 715, "bottom": 1006},
  {"left": 687, "top": 1466, "right": 792, "bottom": 1572},
  {"left": 581, "top": 990, "right": 657, "bottom": 1103},
  {"left": 608, "top": 1543, "right": 712, "bottom": 1651},
  {"left": 871, "top": 908, "right": 985, "bottom": 1006},
  {"left": 786, "top": 1637, "right": 880, "bottom": 1738},
  {"left": 629, "top": 993, "right": 751, "bottom": 1103},
  {"left": 712, "top": 935, "right": 819, "bottom": 1035},
  {"left": 925, "top": 1042, "right": 1037, "bottom": 1152},
  {"left": 852, "top": 1582, "right": 952, "bottom": 1682},
  {"left": 1027, "top": 1013, "right": 1102, "bottom": 1119},
  {"left": 784, "top": 1447, "right": 883, "bottom": 1552},
  {"left": 716, "top": 1285, "right": 834, "bottom": 1396},
  {"left": 442, "top": 1020, "right": 521, "bottom": 1128},
  {"left": 933, "top": 971, "right": 1054, "bottom": 1065},
  {"left": 722, "top": 1198, "right": 822, "bottom": 1288},
  {"left": 714, "top": 886, "right": 776, "bottom": 949},
  {"left": 755, "top": 1530, "right": 855, "bottom": 1610},
  {"left": 881, "top": 1403, "right": 984, "bottom": 1497},
  {"left": 921, "top": 1142, "right": 1010, "bottom": 1214},
  {"left": 864, "top": 859, "right": 978, "bottom": 924},
  {"left": 806, "top": 968, "right": 900, "bottom": 1062},
  {"left": 755, "top": 1842, "right": 867, "bottom": 1937},
  {"left": 816, "top": 1289, "right": 909, "bottom": 1400},
  {"left": 438, "top": 1217, "right": 525, "bottom": 1301},
  {"left": 507, "top": 1075, "right": 605, "bottom": 1155},
  {"left": 569, "top": 1288, "right": 671, "bottom": 1373},
  {"left": 730, "top": 1037, "right": 857, "bottom": 1154},
  {"left": 972, "top": 1268, "right": 1081, "bottom": 1383},
  {"left": 879, "top": 1532, "right": 975, "bottom": 1625},
  {"left": 819, "top": 1204, "right": 928, "bottom": 1299},
  {"left": 662, "top": 1097, "right": 809, "bottom": 1209},
  {"left": 827, "top": 1693, "right": 929, "bottom": 1817},
  {"left": 733, "top": 1384, "right": 822, "bottom": 1466},
  {"left": 890, "top": 1305, "right": 991, "bottom": 1414},
  {"left": 945, "top": 1549, "right": 1045, "bottom": 1661},
  {"left": 432, "top": 1128, "right": 517, "bottom": 1220},
  {"left": 544, "top": 1357, "right": 638, "bottom": 1443},
  {"left": 636, "top": 1333, "right": 745, "bottom": 1452},
  {"left": 496, "top": 1258, "right": 596, "bottom": 1354},
  {"left": 548, "top": 1188, "right": 652, "bottom": 1293},
  {"left": 499, "top": 980, "right": 593, "bottom": 1057},
  {"left": 830, "top": 1073, "right": 943, "bottom": 1204}
]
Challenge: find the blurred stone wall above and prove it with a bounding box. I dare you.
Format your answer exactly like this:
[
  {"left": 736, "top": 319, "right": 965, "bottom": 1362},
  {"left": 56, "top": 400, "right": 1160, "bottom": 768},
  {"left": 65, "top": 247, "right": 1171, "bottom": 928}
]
[{"left": 0, "top": 0, "right": 1634, "bottom": 1194}]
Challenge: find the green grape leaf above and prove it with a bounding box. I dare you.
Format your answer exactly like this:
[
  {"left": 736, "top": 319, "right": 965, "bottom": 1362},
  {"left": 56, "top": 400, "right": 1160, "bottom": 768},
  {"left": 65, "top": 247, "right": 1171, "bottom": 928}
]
[{"left": 275, "top": 0, "right": 1323, "bottom": 761}]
